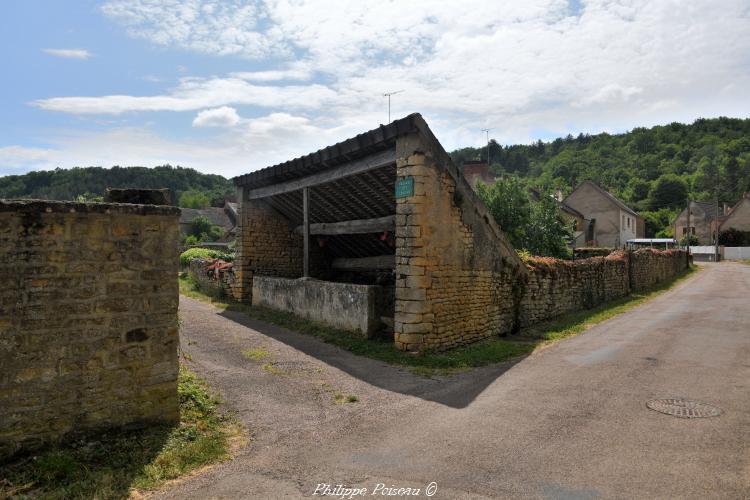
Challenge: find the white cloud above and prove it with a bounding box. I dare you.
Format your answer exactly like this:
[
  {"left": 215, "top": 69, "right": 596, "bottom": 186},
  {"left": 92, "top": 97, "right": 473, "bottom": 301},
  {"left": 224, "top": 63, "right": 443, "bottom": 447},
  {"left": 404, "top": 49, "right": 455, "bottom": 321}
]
[
  {"left": 42, "top": 48, "right": 93, "bottom": 59},
  {"left": 34, "top": 77, "right": 338, "bottom": 114},
  {"left": 229, "top": 65, "right": 312, "bottom": 82},
  {"left": 0, "top": 146, "right": 54, "bottom": 166},
  {"left": 0, "top": 113, "right": 383, "bottom": 177},
  {"left": 192, "top": 106, "right": 241, "bottom": 127},
  {"left": 14, "top": 0, "right": 750, "bottom": 176}
]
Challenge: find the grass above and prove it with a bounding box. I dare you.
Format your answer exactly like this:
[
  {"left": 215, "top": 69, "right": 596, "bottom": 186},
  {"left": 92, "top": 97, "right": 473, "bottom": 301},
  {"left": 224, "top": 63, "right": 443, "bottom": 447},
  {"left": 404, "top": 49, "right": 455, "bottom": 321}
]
[
  {"left": 261, "top": 362, "right": 288, "bottom": 376},
  {"left": 0, "top": 365, "right": 240, "bottom": 499},
  {"left": 334, "top": 392, "right": 359, "bottom": 404},
  {"left": 241, "top": 347, "right": 271, "bottom": 361},
  {"left": 178, "top": 267, "right": 698, "bottom": 376}
]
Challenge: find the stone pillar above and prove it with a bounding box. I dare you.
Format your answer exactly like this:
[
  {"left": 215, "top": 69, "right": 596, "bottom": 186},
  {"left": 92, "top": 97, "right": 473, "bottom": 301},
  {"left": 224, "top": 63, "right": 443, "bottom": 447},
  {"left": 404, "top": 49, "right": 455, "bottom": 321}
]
[{"left": 394, "top": 137, "right": 434, "bottom": 351}]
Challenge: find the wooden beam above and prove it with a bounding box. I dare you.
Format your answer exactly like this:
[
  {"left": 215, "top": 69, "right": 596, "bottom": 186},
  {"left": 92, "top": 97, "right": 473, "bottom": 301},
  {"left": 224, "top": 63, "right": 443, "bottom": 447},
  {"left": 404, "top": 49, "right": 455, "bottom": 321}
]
[
  {"left": 294, "top": 215, "right": 394, "bottom": 236},
  {"left": 248, "top": 149, "right": 396, "bottom": 200},
  {"left": 331, "top": 255, "right": 395, "bottom": 271},
  {"left": 303, "top": 187, "right": 310, "bottom": 277}
]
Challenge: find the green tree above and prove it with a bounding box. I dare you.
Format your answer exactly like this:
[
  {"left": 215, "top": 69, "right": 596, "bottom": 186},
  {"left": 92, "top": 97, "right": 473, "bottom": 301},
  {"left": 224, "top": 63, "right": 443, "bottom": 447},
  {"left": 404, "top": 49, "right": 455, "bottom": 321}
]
[
  {"left": 179, "top": 190, "right": 211, "bottom": 209},
  {"left": 186, "top": 216, "right": 224, "bottom": 243},
  {"left": 476, "top": 177, "right": 571, "bottom": 258},
  {"left": 475, "top": 176, "right": 530, "bottom": 249},
  {"left": 648, "top": 174, "right": 688, "bottom": 209},
  {"left": 526, "top": 195, "right": 572, "bottom": 258}
]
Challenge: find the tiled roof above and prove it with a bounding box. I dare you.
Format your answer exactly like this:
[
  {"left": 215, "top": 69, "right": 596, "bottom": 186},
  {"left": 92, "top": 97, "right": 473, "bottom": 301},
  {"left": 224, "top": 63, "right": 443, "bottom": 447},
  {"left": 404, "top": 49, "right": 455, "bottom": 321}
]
[{"left": 179, "top": 207, "right": 233, "bottom": 230}]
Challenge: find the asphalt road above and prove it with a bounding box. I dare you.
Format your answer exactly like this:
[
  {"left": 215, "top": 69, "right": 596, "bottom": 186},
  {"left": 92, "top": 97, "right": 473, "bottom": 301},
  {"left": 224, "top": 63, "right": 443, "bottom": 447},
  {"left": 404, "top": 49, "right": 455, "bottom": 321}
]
[{"left": 161, "top": 262, "right": 750, "bottom": 499}]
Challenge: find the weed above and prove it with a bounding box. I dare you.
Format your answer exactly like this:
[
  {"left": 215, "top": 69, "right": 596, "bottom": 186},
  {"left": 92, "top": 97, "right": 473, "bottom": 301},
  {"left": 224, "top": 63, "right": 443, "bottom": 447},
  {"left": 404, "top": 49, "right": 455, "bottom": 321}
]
[
  {"left": 261, "top": 362, "right": 287, "bottom": 376},
  {"left": 333, "top": 392, "right": 359, "bottom": 404},
  {"left": 241, "top": 347, "right": 271, "bottom": 361}
]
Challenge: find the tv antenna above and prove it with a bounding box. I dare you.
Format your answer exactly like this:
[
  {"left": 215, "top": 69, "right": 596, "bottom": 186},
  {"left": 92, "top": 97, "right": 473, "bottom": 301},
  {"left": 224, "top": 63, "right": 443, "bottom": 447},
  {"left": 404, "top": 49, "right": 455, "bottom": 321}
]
[
  {"left": 481, "top": 128, "right": 492, "bottom": 165},
  {"left": 383, "top": 90, "right": 404, "bottom": 123}
]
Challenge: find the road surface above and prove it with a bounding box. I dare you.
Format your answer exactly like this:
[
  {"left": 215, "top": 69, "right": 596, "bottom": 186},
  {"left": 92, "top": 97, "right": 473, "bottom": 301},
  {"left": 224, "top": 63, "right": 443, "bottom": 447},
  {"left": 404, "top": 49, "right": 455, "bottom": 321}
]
[{"left": 161, "top": 263, "right": 750, "bottom": 499}]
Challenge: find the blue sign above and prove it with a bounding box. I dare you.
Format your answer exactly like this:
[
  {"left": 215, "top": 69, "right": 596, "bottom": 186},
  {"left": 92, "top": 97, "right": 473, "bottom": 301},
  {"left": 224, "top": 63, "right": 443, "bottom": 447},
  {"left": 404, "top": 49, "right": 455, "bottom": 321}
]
[{"left": 395, "top": 177, "right": 414, "bottom": 198}]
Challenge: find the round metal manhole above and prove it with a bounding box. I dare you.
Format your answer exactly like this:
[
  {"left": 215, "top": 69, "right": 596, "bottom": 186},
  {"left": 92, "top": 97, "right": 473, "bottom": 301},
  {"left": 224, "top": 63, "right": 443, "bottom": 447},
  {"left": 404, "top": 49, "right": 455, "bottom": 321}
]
[{"left": 646, "top": 399, "right": 723, "bottom": 418}]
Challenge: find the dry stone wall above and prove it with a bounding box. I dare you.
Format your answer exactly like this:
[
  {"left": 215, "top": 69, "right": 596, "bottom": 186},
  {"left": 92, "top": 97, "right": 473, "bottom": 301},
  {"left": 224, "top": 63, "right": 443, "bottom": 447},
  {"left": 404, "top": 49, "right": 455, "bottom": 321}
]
[
  {"left": 519, "top": 253, "right": 630, "bottom": 327},
  {"left": 0, "top": 199, "right": 180, "bottom": 457},
  {"left": 629, "top": 248, "right": 687, "bottom": 291},
  {"left": 188, "top": 258, "right": 235, "bottom": 297}
]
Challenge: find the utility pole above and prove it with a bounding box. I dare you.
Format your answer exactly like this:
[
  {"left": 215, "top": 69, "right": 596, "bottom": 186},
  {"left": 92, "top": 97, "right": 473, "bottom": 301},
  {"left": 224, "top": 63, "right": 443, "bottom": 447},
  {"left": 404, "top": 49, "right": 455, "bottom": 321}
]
[
  {"left": 383, "top": 90, "right": 404, "bottom": 123},
  {"left": 715, "top": 180, "right": 720, "bottom": 262},
  {"left": 481, "top": 128, "right": 492, "bottom": 165},
  {"left": 685, "top": 198, "right": 691, "bottom": 255}
]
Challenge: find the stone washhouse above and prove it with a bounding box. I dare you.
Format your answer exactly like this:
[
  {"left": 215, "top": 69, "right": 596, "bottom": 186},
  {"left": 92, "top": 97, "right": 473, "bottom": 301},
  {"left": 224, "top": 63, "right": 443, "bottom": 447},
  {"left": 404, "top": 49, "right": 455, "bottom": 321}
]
[{"left": 232, "top": 113, "right": 525, "bottom": 352}]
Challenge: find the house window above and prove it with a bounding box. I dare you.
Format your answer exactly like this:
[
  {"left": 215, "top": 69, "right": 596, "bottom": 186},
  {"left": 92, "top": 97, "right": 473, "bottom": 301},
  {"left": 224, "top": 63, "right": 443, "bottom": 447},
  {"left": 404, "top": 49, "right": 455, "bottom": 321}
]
[
  {"left": 682, "top": 227, "right": 696, "bottom": 235},
  {"left": 627, "top": 217, "right": 630, "bottom": 228},
  {"left": 622, "top": 214, "right": 625, "bottom": 227}
]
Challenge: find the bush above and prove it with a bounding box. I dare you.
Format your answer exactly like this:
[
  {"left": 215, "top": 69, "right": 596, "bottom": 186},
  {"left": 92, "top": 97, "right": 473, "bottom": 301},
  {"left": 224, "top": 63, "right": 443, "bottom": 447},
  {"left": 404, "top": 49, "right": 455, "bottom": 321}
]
[{"left": 179, "top": 248, "right": 233, "bottom": 266}]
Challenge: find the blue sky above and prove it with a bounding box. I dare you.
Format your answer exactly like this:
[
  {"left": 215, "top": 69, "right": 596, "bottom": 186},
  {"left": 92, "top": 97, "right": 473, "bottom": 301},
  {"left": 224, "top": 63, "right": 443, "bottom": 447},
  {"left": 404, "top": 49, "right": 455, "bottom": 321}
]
[{"left": 2, "top": 0, "right": 750, "bottom": 177}]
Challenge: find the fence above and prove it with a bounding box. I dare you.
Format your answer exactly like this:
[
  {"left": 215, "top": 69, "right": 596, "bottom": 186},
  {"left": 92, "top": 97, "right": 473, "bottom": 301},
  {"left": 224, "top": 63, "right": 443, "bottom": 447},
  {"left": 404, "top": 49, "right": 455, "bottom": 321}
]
[{"left": 723, "top": 247, "right": 750, "bottom": 260}]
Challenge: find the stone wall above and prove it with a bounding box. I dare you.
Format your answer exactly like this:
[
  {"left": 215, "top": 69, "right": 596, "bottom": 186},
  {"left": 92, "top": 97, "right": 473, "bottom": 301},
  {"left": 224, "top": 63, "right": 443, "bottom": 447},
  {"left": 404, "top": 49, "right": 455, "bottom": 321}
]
[
  {"left": 519, "top": 253, "right": 630, "bottom": 327},
  {"left": 393, "top": 129, "right": 525, "bottom": 351},
  {"left": 231, "top": 197, "right": 304, "bottom": 302},
  {"left": 629, "top": 248, "right": 688, "bottom": 292},
  {"left": 0, "top": 199, "right": 180, "bottom": 457},
  {"left": 519, "top": 248, "right": 687, "bottom": 329},
  {"left": 252, "top": 276, "right": 385, "bottom": 337},
  {"left": 188, "top": 258, "right": 235, "bottom": 297}
]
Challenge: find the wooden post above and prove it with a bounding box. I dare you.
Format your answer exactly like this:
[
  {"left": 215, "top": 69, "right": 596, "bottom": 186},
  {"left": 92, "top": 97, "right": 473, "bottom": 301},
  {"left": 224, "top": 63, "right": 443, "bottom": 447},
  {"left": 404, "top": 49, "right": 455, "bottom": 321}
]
[{"left": 303, "top": 187, "right": 310, "bottom": 277}]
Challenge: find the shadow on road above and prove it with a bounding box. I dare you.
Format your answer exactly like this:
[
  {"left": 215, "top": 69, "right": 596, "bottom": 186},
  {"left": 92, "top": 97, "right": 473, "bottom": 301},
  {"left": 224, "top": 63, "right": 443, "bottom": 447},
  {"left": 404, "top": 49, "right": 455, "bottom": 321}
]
[{"left": 217, "top": 306, "right": 527, "bottom": 408}]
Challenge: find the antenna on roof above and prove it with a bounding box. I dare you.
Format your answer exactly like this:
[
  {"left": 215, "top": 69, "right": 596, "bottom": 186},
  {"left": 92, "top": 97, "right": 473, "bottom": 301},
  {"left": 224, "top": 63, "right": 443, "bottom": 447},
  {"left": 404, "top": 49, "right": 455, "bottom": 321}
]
[
  {"left": 383, "top": 90, "right": 404, "bottom": 123},
  {"left": 481, "top": 128, "right": 492, "bottom": 165}
]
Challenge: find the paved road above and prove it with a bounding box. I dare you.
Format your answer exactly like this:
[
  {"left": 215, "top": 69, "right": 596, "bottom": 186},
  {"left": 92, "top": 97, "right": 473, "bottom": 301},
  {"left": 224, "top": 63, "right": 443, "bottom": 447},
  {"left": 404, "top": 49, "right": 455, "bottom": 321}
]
[{"left": 161, "top": 263, "right": 750, "bottom": 499}]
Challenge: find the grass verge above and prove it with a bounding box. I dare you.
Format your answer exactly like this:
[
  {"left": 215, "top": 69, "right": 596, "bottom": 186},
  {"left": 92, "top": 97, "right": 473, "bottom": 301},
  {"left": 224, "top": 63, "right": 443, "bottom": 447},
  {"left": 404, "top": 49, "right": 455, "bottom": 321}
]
[
  {"left": 0, "top": 365, "right": 241, "bottom": 499},
  {"left": 179, "top": 267, "right": 698, "bottom": 375}
]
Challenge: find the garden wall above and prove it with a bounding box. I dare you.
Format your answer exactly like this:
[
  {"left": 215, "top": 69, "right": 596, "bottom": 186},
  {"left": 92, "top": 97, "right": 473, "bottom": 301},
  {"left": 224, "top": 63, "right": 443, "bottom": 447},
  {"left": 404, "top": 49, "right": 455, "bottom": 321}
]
[
  {"left": 0, "top": 199, "right": 181, "bottom": 458},
  {"left": 519, "top": 248, "right": 687, "bottom": 329},
  {"left": 629, "top": 248, "right": 689, "bottom": 291},
  {"left": 188, "top": 258, "right": 235, "bottom": 297},
  {"left": 519, "top": 252, "right": 630, "bottom": 327}
]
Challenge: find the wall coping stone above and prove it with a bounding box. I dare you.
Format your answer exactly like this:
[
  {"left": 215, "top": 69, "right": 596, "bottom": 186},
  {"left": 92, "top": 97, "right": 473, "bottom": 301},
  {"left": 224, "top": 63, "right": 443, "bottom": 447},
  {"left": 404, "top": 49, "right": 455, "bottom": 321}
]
[{"left": 0, "top": 198, "right": 181, "bottom": 216}]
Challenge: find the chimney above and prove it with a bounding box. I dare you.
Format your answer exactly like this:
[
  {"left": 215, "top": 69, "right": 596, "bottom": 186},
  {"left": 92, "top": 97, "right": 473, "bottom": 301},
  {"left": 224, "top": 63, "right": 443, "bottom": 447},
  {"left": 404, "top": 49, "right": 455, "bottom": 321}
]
[
  {"left": 554, "top": 187, "right": 564, "bottom": 202},
  {"left": 723, "top": 202, "right": 730, "bottom": 215}
]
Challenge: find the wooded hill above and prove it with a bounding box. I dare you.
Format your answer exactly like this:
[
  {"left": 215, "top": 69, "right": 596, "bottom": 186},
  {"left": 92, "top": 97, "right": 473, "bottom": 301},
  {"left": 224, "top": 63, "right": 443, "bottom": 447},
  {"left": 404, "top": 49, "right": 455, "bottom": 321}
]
[
  {"left": 0, "top": 165, "right": 233, "bottom": 207},
  {"left": 450, "top": 117, "right": 750, "bottom": 236}
]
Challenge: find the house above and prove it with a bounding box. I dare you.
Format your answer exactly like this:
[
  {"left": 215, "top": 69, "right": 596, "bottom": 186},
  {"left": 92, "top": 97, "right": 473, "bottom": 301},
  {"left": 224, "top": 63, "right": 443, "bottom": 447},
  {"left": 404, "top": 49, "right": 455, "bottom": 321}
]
[
  {"left": 672, "top": 200, "right": 729, "bottom": 245},
  {"left": 563, "top": 181, "right": 644, "bottom": 248},
  {"left": 719, "top": 193, "right": 750, "bottom": 234},
  {"left": 461, "top": 160, "right": 497, "bottom": 188},
  {"left": 179, "top": 201, "right": 238, "bottom": 241}
]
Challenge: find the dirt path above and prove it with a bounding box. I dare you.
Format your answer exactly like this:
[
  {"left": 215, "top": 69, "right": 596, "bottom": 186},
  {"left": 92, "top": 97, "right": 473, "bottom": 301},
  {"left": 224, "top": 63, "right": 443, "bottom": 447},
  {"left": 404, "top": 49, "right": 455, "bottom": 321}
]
[{"left": 160, "top": 263, "right": 750, "bottom": 499}]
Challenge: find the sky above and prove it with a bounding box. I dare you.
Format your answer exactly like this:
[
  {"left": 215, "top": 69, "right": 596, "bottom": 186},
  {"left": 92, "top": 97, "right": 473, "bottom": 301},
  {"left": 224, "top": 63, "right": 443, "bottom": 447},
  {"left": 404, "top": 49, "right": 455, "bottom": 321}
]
[{"left": 2, "top": 0, "right": 750, "bottom": 178}]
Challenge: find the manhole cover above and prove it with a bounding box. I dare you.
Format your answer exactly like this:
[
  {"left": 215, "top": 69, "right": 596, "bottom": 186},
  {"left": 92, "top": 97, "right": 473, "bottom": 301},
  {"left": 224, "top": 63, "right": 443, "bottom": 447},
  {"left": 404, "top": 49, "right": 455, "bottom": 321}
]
[{"left": 646, "top": 399, "right": 723, "bottom": 418}]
